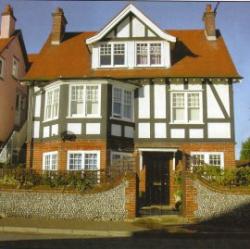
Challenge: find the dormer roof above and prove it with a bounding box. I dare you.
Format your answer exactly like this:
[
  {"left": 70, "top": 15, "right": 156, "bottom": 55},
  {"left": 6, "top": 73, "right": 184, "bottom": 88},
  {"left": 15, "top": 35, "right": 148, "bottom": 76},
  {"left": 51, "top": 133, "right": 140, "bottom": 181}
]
[{"left": 86, "top": 4, "right": 176, "bottom": 45}]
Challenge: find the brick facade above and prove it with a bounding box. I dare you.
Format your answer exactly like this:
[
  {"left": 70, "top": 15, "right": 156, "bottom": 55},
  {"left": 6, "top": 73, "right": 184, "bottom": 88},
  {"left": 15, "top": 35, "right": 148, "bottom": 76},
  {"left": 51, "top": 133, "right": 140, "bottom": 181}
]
[{"left": 26, "top": 139, "right": 107, "bottom": 171}]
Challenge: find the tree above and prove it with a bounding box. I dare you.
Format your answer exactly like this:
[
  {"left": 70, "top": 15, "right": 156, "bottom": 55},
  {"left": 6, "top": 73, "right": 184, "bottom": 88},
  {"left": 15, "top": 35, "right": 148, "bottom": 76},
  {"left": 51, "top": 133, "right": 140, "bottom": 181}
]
[{"left": 240, "top": 137, "right": 250, "bottom": 160}]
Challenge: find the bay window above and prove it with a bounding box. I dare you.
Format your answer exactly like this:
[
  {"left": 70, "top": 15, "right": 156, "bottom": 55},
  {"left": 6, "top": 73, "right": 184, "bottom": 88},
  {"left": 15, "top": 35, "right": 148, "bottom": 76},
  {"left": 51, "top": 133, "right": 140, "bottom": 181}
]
[
  {"left": 44, "top": 87, "right": 60, "bottom": 121},
  {"left": 171, "top": 91, "right": 202, "bottom": 123},
  {"left": 69, "top": 84, "right": 100, "bottom": 117},
  {"left": 112, "top": 87, "right": 133, "bottom": 121},
  {"left": 67, "top": 151, "right": 100, "bottom": 171},
  {"left": 136, "top": 42, "right": 162, "bottom": 66},
  {"left": 43, "top": 152, "right": 58, "bottom": 171},
  {"left": 100, "top": 43, "right": 125, "bottom": 67}
]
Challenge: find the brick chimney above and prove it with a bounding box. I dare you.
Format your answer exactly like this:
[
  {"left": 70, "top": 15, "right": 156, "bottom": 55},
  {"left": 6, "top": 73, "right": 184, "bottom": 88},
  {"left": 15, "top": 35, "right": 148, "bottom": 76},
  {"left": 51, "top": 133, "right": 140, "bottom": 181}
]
[
  {"left": 203, "top": 4, "right": 216, "bottom": 41},
  {"left": 51, "top": 7, "right": 67, "bottom": 45},
  {"left": 0, "top": 5, "right": 16, "bottom": 39}
]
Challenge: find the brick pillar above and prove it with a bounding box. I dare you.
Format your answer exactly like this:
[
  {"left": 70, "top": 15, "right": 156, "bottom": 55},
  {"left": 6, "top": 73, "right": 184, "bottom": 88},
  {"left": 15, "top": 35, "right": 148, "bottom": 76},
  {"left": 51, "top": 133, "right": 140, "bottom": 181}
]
[
  {"left": 125, "top": 173, "right": 138, "bottom": 218},
  {"left": 182, "top": 172, "right": 197, "bottom": 218}
]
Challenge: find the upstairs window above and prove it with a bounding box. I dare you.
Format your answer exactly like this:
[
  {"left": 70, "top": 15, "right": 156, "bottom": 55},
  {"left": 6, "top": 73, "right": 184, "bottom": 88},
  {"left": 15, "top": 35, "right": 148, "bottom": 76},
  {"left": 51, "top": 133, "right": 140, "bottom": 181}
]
[
  {"left": 0, "top": 58, "right": 4, "bottom": 78},
  {"left": 69, "top": 84, "right": 100, "bottom": 117},
  {"left": 12, "top": 58, "right": 18, "bottom": 78},
  {"left": 44, "top": 87, "right": 60, "bottom": 121},
  {"left": 100, "top": 44, "right": 111, "bottom": 66},
  {"left": 171, "top": 91, "right": 202, "bottom": 123},
  {"left": 114, "top": 44, "right": 125, "bottom": 65},
  {"left": 112, "top": 87, "right": 133, "bottom": 121},
  {"left": 100, "top": 43, "right": 125, "bottom": 67},
  {"left": 136, "top": 42, "right": 162, "bottom": 66}
]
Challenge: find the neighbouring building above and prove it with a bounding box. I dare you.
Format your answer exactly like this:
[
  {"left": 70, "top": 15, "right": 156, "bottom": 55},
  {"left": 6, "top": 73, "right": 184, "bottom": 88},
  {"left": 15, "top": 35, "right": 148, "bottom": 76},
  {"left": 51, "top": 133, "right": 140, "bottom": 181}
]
[
  {"left": 0, "top": 5, "right": 28, "bottom": 165},
  {"left": 23, "top": 4, "right": 240, "bottom": 208}
]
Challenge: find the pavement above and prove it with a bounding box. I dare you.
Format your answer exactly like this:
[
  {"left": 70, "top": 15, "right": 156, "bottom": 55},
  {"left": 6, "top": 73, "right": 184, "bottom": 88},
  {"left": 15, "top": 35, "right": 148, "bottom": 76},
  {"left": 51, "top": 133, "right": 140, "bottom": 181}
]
[
  {"left": 1, "top": 216, "right": 250, "bottom": 238},
  {"left": 0, "top": 217, "right": 146, "bottom": 237}
]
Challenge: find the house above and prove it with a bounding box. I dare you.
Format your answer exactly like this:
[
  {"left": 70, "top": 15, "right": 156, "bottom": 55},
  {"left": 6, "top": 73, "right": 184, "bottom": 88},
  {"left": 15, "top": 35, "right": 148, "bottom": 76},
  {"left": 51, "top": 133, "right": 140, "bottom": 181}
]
[
  {"left": 0, "top": 5, "right": 28, "bottom": 165},
  {"left": 23, "top": 4, "right": 240, "bottom": 208}
]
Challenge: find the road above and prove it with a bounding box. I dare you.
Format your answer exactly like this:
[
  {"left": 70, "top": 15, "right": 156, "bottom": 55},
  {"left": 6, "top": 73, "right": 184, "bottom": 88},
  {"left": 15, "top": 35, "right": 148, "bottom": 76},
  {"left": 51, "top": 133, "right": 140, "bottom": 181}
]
[{"left": 0, "top": 232, "right": 250, "bottom": 249}]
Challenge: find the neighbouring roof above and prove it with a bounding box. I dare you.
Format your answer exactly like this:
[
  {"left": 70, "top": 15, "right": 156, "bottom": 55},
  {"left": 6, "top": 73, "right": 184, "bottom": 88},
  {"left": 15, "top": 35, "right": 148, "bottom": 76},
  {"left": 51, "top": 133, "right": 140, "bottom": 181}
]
[
  {"left": 236, "top": 160, "right": 250, "bottom": 168},
  {"left": 0, "top": 30, "right": 29, "bottom": 69},
  {"left": 24, "top": 29, "right": 241, "bottom": 81}
]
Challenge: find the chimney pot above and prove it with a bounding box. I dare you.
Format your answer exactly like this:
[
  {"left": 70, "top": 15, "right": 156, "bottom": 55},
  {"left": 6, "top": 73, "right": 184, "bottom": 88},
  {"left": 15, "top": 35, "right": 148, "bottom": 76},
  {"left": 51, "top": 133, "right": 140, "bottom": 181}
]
[
  {"left": 203, "top": 4, "right": 216, "bottom": 41},
  {"left": 0, "top": 4, "right": 16, "bottom": 38},
  {"left": 51, "top": 7, "right": 67, "bottom": 45}
]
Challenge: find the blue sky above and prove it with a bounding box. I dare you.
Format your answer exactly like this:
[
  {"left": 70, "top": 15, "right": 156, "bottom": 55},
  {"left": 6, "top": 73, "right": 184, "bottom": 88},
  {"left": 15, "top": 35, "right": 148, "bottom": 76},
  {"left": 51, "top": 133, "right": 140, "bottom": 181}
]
[{"left": 0, "top": 0, "right": 249, "bottom": 159}]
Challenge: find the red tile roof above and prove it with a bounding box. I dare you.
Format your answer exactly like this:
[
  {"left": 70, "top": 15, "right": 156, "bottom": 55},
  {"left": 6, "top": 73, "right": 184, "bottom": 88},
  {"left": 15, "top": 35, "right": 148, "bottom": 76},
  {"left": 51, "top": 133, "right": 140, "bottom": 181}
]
[
  {"left": 24, "top": 29, "right": 241, "bottom": 81},
  {"left": 0, "top": 36, "right": 15, "bottom": 54}
]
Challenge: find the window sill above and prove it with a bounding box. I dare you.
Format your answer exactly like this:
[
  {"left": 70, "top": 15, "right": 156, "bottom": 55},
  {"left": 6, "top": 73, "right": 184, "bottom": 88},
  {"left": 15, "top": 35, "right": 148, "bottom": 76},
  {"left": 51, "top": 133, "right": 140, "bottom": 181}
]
[
  {"left": 43, "top": 118, "right": 59, "bottom": 123},
  {"left": 110, "top": 116, "right": 134, "bottom": 123},
  {"left": 169, "top": 122, "right": 204, "bottom": 125},
  {"left": 66, "top": 116, "right": 102, "bottom": 119}
]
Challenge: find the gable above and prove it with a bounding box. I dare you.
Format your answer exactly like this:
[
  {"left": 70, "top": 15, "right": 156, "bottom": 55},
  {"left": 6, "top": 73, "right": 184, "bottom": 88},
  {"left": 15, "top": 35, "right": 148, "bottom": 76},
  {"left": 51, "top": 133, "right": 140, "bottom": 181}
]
[
  {"left": 105, "top": 14, "right": 158, "bottom": 39},
  {"left": 86, "top": 4, "right": 176, "bottom": 45}
]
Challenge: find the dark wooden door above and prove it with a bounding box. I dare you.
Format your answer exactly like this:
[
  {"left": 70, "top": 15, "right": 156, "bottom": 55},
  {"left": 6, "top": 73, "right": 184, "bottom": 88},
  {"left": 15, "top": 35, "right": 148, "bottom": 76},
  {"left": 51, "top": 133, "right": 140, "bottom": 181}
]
[{"left": 145, "top": 154, "right": 170, "bottom": 205}]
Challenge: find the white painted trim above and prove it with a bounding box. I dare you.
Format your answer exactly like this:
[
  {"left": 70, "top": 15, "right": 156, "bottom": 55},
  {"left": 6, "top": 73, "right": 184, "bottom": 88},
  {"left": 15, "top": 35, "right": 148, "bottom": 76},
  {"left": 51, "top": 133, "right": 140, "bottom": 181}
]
[
  {"left": 86, "top": 4, "right": 176, "bottom": 45},
  {"left": 138, "top": 148, "right": 178, "bottom": 152}
]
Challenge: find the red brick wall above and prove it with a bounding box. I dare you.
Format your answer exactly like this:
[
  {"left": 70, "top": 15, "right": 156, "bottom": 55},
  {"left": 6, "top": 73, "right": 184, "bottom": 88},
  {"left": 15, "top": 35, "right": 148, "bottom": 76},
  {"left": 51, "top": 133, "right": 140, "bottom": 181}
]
[
  {"left": 182, "top": 172, "right": 197, "bottom": 218},
  {"left": 125, "top": 173, "right": 137, "bottom": 218},
  {"left": 26, "top": 139, "right": 107, "bottom": 171}
]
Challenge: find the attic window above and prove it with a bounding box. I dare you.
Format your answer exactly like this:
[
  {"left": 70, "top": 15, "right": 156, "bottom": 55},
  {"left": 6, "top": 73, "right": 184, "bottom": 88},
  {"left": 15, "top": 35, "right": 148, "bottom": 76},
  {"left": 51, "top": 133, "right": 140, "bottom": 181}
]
[
  {"left": 100, "top": 44, "right": 111, "bottom": 66},
  {"left": 136, "top": 42, "right": 162, "bottom": 66},
  {"left": 99, "top": 43, "right": 126, "bottom": 67},
  {"left": 12, "top": 57, "right": 18, "bottom": 78}
]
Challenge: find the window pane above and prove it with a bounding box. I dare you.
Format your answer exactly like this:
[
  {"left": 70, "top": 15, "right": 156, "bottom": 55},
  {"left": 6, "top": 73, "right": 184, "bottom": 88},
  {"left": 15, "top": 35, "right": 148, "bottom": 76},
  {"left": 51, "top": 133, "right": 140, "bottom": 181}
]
[
  {"left": 71, "top": 86, "right": 84, "bottom": 116},
  {"left": 188, "top": 93, "right": 200, "bottom": 121},
  {"left": 150, "top": 43, "right": 161, "bottom": 65},
  {"left": 45, "top": 88, "right": 59, "bottom": 120},
  {"left": 85, "top": 153, "right": 98, "bottom": 170},
  {"left": 136, "top": 43, "right": 148, "bottom": 65},
  {"left": 209, "top": 154, "right": 221, "bottom": 166},
  {"left": 113, "top": 88, "right": 122, "bottom": 117},
  {"left": 123, "top": 90, "right": 132, "bottom": 119},
  {"left": 114, "top": 44, "right": 125, "bottom": 65},
  {"left": 69, "top": 153, "right": 82, "bottom": 170},
  {"left": 100, "top": 44, "right": 111, "bottom": 65},
  {"left": 0, "top": 59, "right": 3, "bottom": 76},
  {"left": 173, "top": 93, "right": 185, "bottom": 121},
  {"left": 86, "top": 86, "right": 99, "bottom": 115},
  {"left": 192, "top": 154, "right": 205, "bottom": 167}
]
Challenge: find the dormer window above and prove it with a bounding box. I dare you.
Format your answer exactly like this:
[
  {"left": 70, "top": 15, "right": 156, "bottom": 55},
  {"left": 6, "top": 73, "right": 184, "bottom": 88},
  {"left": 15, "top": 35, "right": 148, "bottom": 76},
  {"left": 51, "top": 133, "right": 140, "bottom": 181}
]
[
  {"left": 100, "top": 44, "right": 111, "bottom": 66},
  {"left": 136, "top": 42, "right": 162, "bottom": 66},
  {"left": 100, "top": 43, "right": 126, "bottom": 67}
]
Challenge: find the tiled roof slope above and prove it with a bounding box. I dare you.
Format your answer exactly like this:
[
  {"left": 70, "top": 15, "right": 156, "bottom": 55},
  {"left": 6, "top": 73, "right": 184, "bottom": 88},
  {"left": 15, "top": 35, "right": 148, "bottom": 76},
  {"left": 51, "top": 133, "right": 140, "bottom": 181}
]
[
  {"left": 24, "top": 30, "right": 241, "bottom": 81},
  {"left": 0, "top": 36, "right": 15, "bottom": 54}
]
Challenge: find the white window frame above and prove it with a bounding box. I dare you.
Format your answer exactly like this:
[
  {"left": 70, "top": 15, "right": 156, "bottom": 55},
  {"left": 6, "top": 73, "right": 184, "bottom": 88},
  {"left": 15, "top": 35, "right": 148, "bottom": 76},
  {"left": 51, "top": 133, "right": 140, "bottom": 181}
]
[
  {"left": 67, "top": 150, "right": 100, "bottom": 171},
  {"left": 44, "top": 86, "right": 60, "bottom": 122},
  {"left": 99, "top": 42, "right": 127, "bottom": 68},
  {"left": 112, "top": 86, "right": 134, "bottom": 122},
  {"left": 170, "top": 91, "right": 203, "bottom": 124},
  {"left": 68, "top": 84, "right": 101, "bottom": 118},
  {"left": 0, "top": 57, "right": 4, "bottom": 78},
  {"left": 12, "top": 57, "right": 19, "bottom": 78},
  {"left": 135, "top": 41, "right": 163, "bottom": 67},
  {"left": 190, "top": 152, "right": 224, "bottom": 169},
  {"left": 42, "top": 151, "right": 58, "bottom": 171}
]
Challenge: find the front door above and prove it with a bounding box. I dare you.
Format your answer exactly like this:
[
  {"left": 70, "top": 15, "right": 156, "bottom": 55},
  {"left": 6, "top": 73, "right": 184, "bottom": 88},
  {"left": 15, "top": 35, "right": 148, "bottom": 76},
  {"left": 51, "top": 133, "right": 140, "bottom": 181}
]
[{"left": 144, "top": 153, "right": 170, "bottom": 206}]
